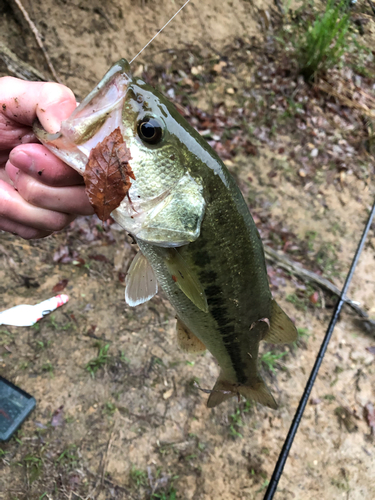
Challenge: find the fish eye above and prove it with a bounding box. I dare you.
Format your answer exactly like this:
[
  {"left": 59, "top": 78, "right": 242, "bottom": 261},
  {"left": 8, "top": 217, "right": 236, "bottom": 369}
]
[{"left": 137, "top": 118, "right": 163, "bottom": 145}]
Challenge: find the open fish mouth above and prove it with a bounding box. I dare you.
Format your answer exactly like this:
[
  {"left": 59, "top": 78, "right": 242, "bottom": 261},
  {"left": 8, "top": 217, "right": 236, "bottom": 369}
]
[{"left": 33, "top": 59, "right": 132, "bottom": 175}]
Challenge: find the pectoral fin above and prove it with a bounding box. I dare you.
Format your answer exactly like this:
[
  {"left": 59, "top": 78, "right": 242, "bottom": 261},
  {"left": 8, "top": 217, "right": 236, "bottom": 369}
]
[
  {"left": 263, "top": 299, "right": 298, "bottom": 344},
  {"left": 176, "top": 318, "right": 206, "bottom": 354},
  {"left": 207, "top": 372, "right": 277, "bottom": 409},
  {"left": 165, "top": 249, "right": 208, "bottom": 313},
  {"left": 125, "top": 251, "right": 158, "bottom": 306}
]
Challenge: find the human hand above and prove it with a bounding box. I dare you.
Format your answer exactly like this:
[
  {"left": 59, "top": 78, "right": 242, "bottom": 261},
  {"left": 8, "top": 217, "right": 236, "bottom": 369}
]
[{"left": 0, "top": 77, "right": 94, "bottom": 239}]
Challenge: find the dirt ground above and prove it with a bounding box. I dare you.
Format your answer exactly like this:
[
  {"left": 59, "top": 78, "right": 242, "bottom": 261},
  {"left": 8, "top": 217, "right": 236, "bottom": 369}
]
[{"left": 0, "top": 0, "right": 375, "bottom": 499}]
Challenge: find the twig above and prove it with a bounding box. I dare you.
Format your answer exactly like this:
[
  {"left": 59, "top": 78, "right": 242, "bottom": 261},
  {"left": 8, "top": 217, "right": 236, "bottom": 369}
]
[
  {"left": 264, "top": 245, "right": 375, "bottom": 329},
  {"left": 10, "top": 0, "right": 61, "bottom": 83},
  {"left": 0, "top": 43, "right": 47, "bottom": 81}
]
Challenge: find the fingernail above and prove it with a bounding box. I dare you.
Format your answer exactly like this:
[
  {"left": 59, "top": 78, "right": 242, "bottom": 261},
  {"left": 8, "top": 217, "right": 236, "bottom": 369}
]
[
  {"left": 42, "top": 98, "right": 73, "bottom": 134},
  {"left": 5, "top": 161, "right": 20, "bottom": 187},
  {"left": 9, "top": 150, "right": 32, "bottom": 169}
]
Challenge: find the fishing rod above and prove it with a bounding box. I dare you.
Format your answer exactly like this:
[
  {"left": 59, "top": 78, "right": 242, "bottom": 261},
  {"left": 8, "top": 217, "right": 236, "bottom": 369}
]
[{"left": 264, "top": 199, "right": 375, "bottom": 499}]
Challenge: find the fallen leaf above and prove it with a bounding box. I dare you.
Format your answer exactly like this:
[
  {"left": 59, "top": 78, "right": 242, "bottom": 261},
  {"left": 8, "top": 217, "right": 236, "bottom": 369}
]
[
  {"left": 52, "top": 279, "right": 68, "bottom": 292},
  {"left": 366, "top": 346, "right": 375, "bottom": 355},
  {"left": 83, "top": 127, "right": 135, "bottom": 221},
  {"left": 89, "top": 254, "right": 109, "bottom": 263},
  {"left": 163, "top": 388, "right": 174, "bottom": 400},
  {"left": 309, "top": 291, "right": 319, "bottom": 304}
]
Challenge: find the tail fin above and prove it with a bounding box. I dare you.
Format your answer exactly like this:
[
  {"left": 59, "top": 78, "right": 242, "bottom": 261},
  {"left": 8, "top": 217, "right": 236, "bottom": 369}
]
[
  {"left": 237, "top": 377, "right": 277, "bottom": 409},
  {"left": 207, "top": 372, "right": 277, "bottom": 409},
  {"left": 206, "top": 376, "right": 237, "bottom": 408}
]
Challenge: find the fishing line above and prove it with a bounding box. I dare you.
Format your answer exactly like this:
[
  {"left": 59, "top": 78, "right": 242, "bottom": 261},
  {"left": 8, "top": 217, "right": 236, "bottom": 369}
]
[
  {"left": 263, "top": 198, "right": 375, "bottom": 500},
  {"left": 129, "top": 0, "right": 192, "bottom": 64}
]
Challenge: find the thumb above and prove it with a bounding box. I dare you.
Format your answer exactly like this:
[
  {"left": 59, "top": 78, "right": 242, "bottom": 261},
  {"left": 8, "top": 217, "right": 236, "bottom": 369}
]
[{"left": 37, "top": 82, "right": 76, "bottom": 134}]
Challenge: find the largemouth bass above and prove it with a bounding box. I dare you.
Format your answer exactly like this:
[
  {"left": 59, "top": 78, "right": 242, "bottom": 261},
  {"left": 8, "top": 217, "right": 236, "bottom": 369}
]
[{"left": 34, "top": 59, "right": 297, "bottom": 409}]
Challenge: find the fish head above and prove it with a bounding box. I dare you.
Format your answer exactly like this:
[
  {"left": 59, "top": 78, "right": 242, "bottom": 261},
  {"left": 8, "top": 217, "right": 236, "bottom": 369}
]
[{"left": 34, "top": 59, "right": 206, "bottom": 246}]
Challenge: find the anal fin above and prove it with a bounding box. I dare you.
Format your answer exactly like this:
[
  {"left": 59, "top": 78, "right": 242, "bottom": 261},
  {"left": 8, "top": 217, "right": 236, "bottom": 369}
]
[
  {"left": 263, "top": 299, "right": 298, "bottom": 344},
  {"left": 176, "top": 318, "right": 206, "bottom": 354},
  {"left": 125, "top": 251, "right": 158, "bottom": 306}
]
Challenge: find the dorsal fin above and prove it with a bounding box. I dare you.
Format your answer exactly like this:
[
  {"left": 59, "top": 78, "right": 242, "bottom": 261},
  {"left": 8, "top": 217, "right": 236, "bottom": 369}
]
[
  {"left": 125, "top": 251, "right": 158, "bottom": 306},
  {"left": 263, "top": 299, "right": 298, "bottom": 344}
]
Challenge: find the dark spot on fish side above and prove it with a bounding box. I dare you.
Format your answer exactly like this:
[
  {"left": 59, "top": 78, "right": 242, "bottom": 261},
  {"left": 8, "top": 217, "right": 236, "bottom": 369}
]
[
  {"left": 199, "top": 269, "right": 217, "bottom": 284},
  {"left": 193, "top": 250, "right": 211, "bottom": 267},
  {"left": 1, "top": 104, "right": 6, "bottom": 111},
  {"left": 206, "top": 284, "right": 221, "bottom": 297},
  {"left": 170, "top": 154, "right": 175, "bottom": 160},
  {"left": 38, "top": 170, "right": 43, "bottom": 176}
]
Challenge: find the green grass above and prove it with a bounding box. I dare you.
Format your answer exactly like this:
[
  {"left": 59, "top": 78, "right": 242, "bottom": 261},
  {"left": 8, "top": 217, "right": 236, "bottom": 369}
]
[
  {"left": 85, "top": 343, "right": 110, "bottom": 378},
  {"left": 130, "top": 466, "right": 148, "bottom": 487},
  {"left": 41, "top": 362, "right": 54, "bottom": 374},
  {"left": 260, "top": 351, "right": 287, "bottom": 373},
  {"left": 23, "top": 454, "right": 43, "bottom": 483},
  {"left": 55, "top": 445, "right": 79, "bottom": 468},
  {"left": 294, "top": 0, "right": 351, "bottom": 80},
  {"left": 152, "top": 487, "right": 177, "bottom": 500},
  {"left": 228, "top": 402, "right": 253, "bottom": 439}
]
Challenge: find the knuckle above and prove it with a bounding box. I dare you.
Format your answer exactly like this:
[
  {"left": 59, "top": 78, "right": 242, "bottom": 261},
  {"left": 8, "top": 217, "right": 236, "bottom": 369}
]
[{"left": 20, "top": 179, "right": 40, "bottom": 206}]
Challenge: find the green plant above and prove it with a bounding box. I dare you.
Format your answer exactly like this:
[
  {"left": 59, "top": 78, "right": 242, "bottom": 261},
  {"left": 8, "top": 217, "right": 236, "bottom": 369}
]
[
  {"left": 286, "top": 292, "right": 308, "bottom": 311},
  {"left": 260, "top": 351, "right": 287, "bottom": 373},
  {"left": 152, "top": 487, "right": 177, "bottom": 500},
  {"left": 228, "top": 406, "right": 252, "bottom": 439},
  {"left": 41, "top": 362, "right": 54, "bottom": 374},
  {"left": 23, "top": 454, "right": 43, "bottom": 483},
  {"left": 295, "top": 0, "right": 351, "bottom": 80},
  {"left": 55, "top": 445, "right": 79, "bottom": 468},
  {"left": 85, "top": 343, "right": 110, "bottom": 377},
  {"left": 104, "top": 401, "right": 117, "bottom": 415},
  {"left": 130, "top": 466, "right": 148, "bottom": 487}
]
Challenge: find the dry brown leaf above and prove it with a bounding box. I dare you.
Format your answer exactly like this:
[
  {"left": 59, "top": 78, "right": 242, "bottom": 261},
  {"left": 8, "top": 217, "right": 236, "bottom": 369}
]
[
  {"left": 52, "top": 279, "right": 68, "bottom": 292},
  {"left": 83, "top": 127, "right": 135, "bottom": 221}
]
